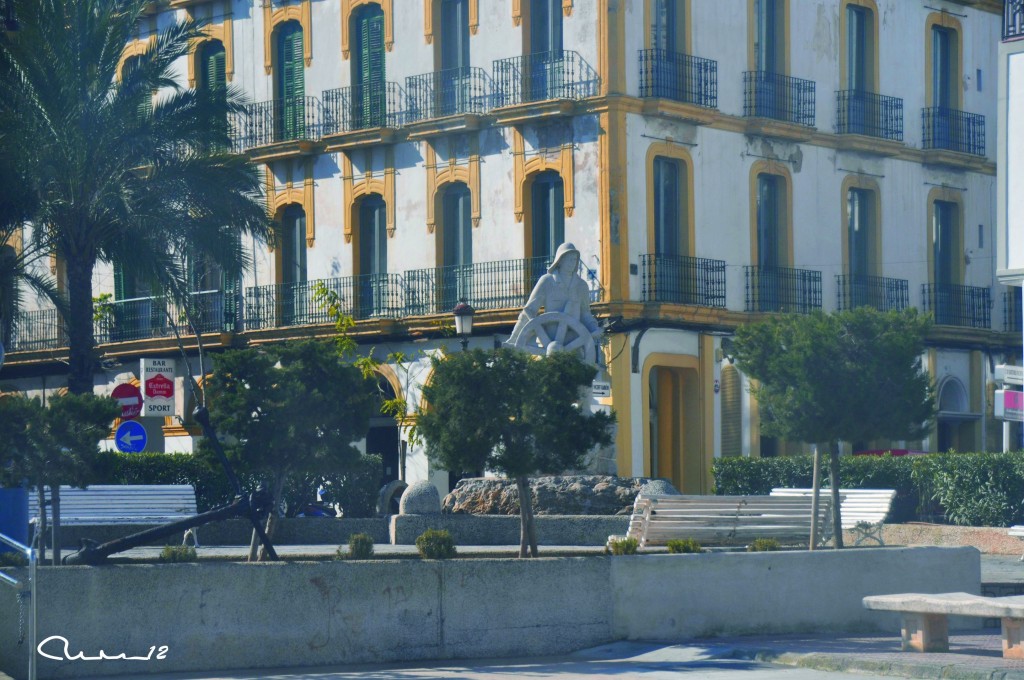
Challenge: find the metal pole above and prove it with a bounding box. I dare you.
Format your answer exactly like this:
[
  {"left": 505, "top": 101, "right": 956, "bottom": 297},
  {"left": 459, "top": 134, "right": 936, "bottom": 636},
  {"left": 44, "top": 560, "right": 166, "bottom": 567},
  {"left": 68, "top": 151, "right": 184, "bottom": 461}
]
[{"left": 29, "top": 532, "right": 37, "bottom": 680}]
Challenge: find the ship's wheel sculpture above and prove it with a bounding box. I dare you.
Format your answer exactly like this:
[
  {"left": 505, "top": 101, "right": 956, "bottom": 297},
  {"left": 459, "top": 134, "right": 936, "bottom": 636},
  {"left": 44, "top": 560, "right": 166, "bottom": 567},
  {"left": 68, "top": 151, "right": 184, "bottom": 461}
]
[{"left": 506, "top": 311, "right": 597, "bottom": 364}]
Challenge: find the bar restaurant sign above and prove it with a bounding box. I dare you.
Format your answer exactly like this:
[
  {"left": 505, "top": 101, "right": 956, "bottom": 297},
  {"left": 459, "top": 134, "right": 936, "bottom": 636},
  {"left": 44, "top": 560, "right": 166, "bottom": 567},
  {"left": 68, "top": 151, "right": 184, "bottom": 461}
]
[
  {"left": 995, "top": 389, "right": 1024, "bottom": 423},
  {"left": 141, "top": 358, "right": 177, "bottom": 417}
]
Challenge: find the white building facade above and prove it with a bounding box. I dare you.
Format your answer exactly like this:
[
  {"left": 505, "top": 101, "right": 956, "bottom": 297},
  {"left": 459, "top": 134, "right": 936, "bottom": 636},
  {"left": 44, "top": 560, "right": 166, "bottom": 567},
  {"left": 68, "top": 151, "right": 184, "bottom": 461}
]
[{"left": 3, "top": 0, "right": 1021, "bottom": 497}]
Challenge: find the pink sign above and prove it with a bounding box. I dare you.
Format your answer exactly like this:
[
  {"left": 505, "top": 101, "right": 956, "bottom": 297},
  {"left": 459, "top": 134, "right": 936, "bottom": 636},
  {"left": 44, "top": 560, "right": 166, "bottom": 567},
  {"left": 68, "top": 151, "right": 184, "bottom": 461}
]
[{"left": 1006, "top": 391, "right": 1024, "bottom": 411}]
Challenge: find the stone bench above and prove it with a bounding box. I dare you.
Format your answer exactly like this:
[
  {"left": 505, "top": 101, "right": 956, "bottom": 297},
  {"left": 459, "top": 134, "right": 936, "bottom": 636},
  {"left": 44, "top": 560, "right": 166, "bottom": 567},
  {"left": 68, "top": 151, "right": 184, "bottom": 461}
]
[{"left": 863, "top": 592, "right": 1024, "bottom": 658}]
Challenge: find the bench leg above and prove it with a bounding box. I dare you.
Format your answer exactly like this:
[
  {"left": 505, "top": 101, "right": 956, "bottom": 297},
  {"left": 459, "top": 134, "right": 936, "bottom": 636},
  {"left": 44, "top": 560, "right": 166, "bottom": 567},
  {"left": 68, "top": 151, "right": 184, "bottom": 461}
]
[
  {"left": 901, "top": 613, "right": 949, "bottom": 653},
  {"left": 1003, "top": 618, "right": 1024, "bottom": 659}
]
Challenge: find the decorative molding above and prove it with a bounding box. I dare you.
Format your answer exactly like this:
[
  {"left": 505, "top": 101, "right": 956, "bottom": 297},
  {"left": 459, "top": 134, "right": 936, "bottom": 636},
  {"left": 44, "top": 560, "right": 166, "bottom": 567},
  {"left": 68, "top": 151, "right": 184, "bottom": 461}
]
[
  {"left": 340, "top": 0, "right": 394, "bottom": 59},
  {"left": 263, "top": 0, "right": 312, "bottom": 75},
  {"left": 341, "top": 149, "right": 395, "bottom": 244},
  {"left": 265, "top": 160, "right": 316, "bottom": 246},
  {"left": 116, "top": 34, "right": 157, "bottom": 81},
  {"left": 513, "top": 0, "right": 572, "bottom": 26},
  {"left": 186, "top": 1, "right": 234, "bottom": 87},
  {"left": 512, "top": 127, "right": 574, "bottom": 223},
  {"left": 424, "top": 138, "right": 481, "bottom": 234},
  {"left": 425, "top": 0, "right": 478, "bottom": 43}
]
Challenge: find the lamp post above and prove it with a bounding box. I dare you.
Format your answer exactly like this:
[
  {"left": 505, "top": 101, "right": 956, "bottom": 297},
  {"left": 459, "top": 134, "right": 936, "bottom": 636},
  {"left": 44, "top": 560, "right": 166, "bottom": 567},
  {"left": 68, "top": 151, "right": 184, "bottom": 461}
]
[{"left": 453, "top": 299, "right": 475, "bottom": 351}]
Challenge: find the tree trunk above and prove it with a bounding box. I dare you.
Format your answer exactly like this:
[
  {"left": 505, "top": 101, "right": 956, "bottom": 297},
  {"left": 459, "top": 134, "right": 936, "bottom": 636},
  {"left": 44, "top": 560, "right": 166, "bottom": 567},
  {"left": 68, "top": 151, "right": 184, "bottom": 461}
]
[
  {"left": 51, "top": 486, "right": 61, "bottom": 565},
  {"left": 65, "top": 255, "right": 97, "bottom": 395},
  {"left": 36, "top": 486, "right": 47, "bottom": 563},
  {"left": 515, "top": 476, "right": 539, "bottom": 558},
  {"left": 258, "top": 476, "right": 286, "bottom": 562},
  {"left": 809, "top": 444, "right": 822, "bottom": 551},
  {"left": 829, "top": 440, "right": 844, "bottom": 549}
]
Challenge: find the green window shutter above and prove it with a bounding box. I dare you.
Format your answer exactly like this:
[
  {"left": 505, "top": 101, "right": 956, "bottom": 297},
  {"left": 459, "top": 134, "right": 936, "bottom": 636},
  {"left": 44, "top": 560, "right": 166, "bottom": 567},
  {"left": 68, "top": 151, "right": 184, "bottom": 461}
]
[
  {"left": 354, "top": 10, "right": 385, "bottom": 127},
  {"left": 277, "top": 24, "right": 305, "bottom": 139},
  {"left": 202, "top": 42, "right": 226, "bottom": 93}
]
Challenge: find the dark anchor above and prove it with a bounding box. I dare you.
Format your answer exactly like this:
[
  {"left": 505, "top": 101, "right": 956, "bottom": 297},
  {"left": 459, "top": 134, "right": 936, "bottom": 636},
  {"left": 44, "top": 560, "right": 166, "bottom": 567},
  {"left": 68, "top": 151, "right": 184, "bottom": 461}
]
[{"left": 64, "top": 405, "right": 279, "bottom": 565}]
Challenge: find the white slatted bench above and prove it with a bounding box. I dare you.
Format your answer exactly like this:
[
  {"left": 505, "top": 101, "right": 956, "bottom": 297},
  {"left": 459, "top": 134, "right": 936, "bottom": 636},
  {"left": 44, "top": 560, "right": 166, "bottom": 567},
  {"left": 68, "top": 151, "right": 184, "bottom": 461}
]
[
  {"left": 609, "top": 494, "right": 833, "bottom": 550},
  {"left": 864, "top": 592, "right": 1024, "bottom": 659},
  {"left": 771, "top": 488, "right": 896, "bottom": 546},
  {"left": 1007, "top": 526, "right": 1024, "bottom": 560},
  {"left": 30, "top": 485, "right": 200, "bottom": 545}
]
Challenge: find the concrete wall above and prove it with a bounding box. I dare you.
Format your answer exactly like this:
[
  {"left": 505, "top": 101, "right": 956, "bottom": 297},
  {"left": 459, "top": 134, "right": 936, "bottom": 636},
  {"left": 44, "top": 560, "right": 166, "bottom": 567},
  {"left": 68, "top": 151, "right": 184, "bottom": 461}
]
[
  {"left": 0, "top": 546, "right": 979, "bottom": 680},
  {"left": 390, "top": 514, "right": 629, "bottom": 546}
]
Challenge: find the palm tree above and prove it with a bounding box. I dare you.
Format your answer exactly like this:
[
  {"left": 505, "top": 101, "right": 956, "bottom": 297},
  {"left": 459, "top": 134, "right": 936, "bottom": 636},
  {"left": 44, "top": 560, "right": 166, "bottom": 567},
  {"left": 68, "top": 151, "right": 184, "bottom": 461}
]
[{"left": 0, "top": 0, "right": 272, "bottom": 393}]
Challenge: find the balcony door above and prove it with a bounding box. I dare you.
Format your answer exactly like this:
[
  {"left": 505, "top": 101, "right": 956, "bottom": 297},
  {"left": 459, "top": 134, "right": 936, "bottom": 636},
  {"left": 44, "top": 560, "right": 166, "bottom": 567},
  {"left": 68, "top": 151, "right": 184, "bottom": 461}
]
[
  {"left": 530, "top": 170, "right": 564, "bottom": 284},
  {"left": 351, "top": 5, "right": 385, "bottom": 128},
  {"left": 756, "top": 173, "right": 785, "bottom": 311},
  {"left": 441, "top": 183, "right": 473, "bottom": 310},
  {"left": 846, "top": 188, "right": 874, "bottom": 307},
  {"left": 440, "top": 0, "right": 470, "bottom": 116},
  {"left": 930, "top": 26, "right": 958, "bottom": 149},
  {"left": 754, "top": 0, "right": 782, "bottom": 74},
  {"left": 653, "top": 156, "right": 693, "bottom": 303},
  {"left": 651, "top": 0, "right": 682, "bottom": 53},
  {"left": 529, "top": 0, "right": 563, "bottom": 100},
  {"left": 112, "top": 263, "right": 157, "bottom": 341},
  {"left": 358, "top": 195, "right": 388, "bottom": 317},
  {"left": 932, "top": 200, "right": 959, "bottom": 325},
  {"left": 279, "top": 204, "right": 307, "bottom": 325},
  {"left": 276, "top": 22, "right": 305, "bottom": 141},
  {"left": 846, "top": 5, "right": 874, "bottom": 134}
]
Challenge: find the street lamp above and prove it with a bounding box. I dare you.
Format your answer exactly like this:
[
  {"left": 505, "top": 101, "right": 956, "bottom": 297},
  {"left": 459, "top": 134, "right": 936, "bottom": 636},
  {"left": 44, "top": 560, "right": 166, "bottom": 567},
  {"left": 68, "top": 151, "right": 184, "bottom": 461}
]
[{"left": 453, "top": 299, "right": 475, "bottom": 351}]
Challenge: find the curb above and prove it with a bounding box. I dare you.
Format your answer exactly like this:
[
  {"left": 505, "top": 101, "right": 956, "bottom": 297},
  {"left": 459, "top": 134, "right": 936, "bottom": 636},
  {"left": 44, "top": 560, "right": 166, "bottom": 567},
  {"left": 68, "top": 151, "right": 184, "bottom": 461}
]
[{"left": 718, "top": 647, "right": 1024, "bottom": 680}]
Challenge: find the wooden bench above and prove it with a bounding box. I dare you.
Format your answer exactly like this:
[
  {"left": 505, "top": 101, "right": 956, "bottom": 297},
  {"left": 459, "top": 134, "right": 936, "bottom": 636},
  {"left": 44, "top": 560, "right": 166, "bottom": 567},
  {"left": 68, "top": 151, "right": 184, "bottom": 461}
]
[
  {"left": 864, "top": 592, "right": 1024, "bottom": 659},
  {"left": 771, "top": 488, "right": 895, "bottom": 546},
  {"left": 609, "top": 494, "right": 833, "bottom": 550},
  {"left": 29, "top": 485, "right": 200, "bottom": 546}
]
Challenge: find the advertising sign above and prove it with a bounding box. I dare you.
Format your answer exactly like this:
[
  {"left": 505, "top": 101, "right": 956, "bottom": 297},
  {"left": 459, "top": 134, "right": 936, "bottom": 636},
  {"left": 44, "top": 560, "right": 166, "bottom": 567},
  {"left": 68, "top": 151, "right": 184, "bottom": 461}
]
[
  {"left": 995, "top": 389, "right": 1024, "bottom": 423},
  {"left": 141, "top": 358, "right": 176, "bottom": 418}
]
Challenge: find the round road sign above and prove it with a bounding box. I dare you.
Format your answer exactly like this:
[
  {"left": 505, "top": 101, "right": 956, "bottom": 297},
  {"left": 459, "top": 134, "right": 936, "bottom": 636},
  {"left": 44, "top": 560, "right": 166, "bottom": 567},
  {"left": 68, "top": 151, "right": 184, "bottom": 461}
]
[
  {"left": 111, "top": 383, "right": 143, "bottom": 420},
  {"left": 115, "top": 420, "right": 147, "bottom": 453}
]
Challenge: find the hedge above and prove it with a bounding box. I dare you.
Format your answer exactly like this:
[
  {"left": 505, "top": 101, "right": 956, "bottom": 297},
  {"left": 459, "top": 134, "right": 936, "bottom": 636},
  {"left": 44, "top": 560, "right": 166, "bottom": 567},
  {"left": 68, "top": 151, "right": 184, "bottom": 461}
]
[
  {"left": 713, "top": 451, "right": 1024, "bottom": 527},
  {"left": 92, "top": 451, "right": 384, "bottom": 518}
]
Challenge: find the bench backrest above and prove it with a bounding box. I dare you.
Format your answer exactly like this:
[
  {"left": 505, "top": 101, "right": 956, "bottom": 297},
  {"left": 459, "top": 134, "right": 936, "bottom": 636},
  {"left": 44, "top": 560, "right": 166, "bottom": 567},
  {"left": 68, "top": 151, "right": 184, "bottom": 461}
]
[
  {"left": 770, "top": 488, "right": 896, "bottom": 528},
  {"left": 28, "top": 485, "right": 198, "bottom": 525},
  {"left": 628, "top": 494, "right": 832, "bottom": 547}
]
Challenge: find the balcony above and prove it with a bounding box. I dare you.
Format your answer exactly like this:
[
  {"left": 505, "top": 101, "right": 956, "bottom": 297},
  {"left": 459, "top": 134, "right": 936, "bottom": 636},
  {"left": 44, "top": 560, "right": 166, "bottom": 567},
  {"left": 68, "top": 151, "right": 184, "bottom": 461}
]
[
  {"left": 638, "top": 49, "right": 717, "bottom": 109},
  {"left": 244, "top": 274, "right": 404, "bottom": 330},
  {"left": 835, "top": 90, "right": 903, "bottom": 142},
  {"left": 404, "top": 256, "right": 554, "bottom": 317},
  {"left": 921, "top": 283, "right": 991, "bottom": 329},
  {"left": 7, "top": 308, "right": 65, "bottom": 352},
  {"left": 835, "top": 274, "right": 909, "bottom": 312},
  {"left": 1005, "top": 0, "right": 1023, "bottom": 41},
  {"left": 96, "top": 290, "right": 231, "bottom": 343},
  {"left": 743, "top": 71, "right": 816, "bottom": 127},
  {"left": 404, "top": 67, "right": 493, "bottom": 125},
  {"left": 744, "top": 266, "right": 822, "bottom": 314},
  {"left": 492, "top": 50, "right": 599, "bottom": 109},
  {"left": 922, "top": 107, "right": 985, "bottom": 156},
  {"left": 1005, "top": 288, "right": 1023, "bottom": 333},
  {"left": 640, "top": 254, "right": 726, "bottom": 307},
  {"left": 322, "top": 82, "right": 405, "bottom": 135},
  {"left": 229, "top": 96, "right": 323, "bottom": 153}
]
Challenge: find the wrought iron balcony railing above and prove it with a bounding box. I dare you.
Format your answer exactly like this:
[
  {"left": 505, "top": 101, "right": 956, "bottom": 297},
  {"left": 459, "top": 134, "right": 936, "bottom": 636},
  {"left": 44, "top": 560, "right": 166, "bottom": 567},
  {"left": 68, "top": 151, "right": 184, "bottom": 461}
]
[
  {"left": 404, "top": 256, "right": 551, "bottom": 317},
  {"left": 1005, "top": 288, "right": 1023, "bottom": 333},
  {"left": 835, "top": 90, "right": 903, "bottom": 141},
  {"left": 8, "top": 308, "right": 65, "bottom": 352},
  {"left": 244, "top": 274, "right": 404, "bottom": 330},
  {"left": 492, "top": 50, "right": 599, "bottom": 107},
  {"left": 95, "top": 290, "right": 229, "bottom": 343},
  {"left": 1006, "top": 0, "right": 1024, "bottom": 41},
  {"left": 743, "top": 71, "right": 816, "bottom": 127},
  {"left": 404, "top": 67, "right": 492, "bottom": 123},
  {"left": 638, "top": 49, "right": 717, "bottom": 109},
  {"left": 922, "top": 107, "right": 985, "bottom": 156},
  {"left": 745, "top": 266, "right": 822, "bottom": 314},
  {"left": 836, "top": 274, "right": 909, "bottom": 312},
  {"left": 229, "top": 96, "right": 323, "bottom": 151},
  {"left": 921, "top": 283, "right": 991, "bottom": 329},
  {"left": 322, "top": 82, "right": 405, "bottom": 134},
  {"left": 640, "top": 254, "right": 726, "bottom": 307}
]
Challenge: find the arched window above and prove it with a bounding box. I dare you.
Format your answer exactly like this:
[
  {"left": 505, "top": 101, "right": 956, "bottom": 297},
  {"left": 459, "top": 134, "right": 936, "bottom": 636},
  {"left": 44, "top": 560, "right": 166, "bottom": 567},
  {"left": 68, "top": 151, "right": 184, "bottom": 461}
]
[
  {"left": 357, "top": 194, "right": 388, "bottom": 317},
  {"left": 275, "top": 21, "right": 305, "bottom": 140},
  {"left": 440, "top": 183, "right": 472, "bottom": 309}
]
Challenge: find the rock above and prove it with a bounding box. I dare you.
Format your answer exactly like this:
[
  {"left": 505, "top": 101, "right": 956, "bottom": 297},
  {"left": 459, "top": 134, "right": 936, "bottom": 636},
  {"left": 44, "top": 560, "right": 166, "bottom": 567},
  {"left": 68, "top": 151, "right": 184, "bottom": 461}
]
[
  {"left": 639, "top": 479, "right": 681, "bottom": 497},
  {"left": 399, "top": 480, "right": 441, "bottom": 515},
  {"left": 442, "top": 475, "right": 660, "bottom": 516}
]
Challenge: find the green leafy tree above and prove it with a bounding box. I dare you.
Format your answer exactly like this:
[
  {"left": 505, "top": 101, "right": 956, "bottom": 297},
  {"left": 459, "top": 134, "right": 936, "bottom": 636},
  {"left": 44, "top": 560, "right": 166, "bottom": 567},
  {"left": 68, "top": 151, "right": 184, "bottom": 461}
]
[
  {"left": 0, "top": 393, "right": 119, "bottom": 564},
  {"left": 417, "top": 348, "right": 614, "bottom": 558},
  {"left": 730, "top": 307, "right": 935, "bottom": 547},
  {"left": 198, "top": 340, "right": 375, "bottom": 560},
  {"left": 0, "top": 0, "right": 272, "bottom": 394}
]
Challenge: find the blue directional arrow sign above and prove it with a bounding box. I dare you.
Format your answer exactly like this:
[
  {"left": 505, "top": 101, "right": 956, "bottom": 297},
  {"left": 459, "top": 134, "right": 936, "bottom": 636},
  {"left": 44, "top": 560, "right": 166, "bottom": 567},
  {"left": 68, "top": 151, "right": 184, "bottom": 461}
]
[{"left": 115, "top": 420, "right": 147, "bottom": 453}]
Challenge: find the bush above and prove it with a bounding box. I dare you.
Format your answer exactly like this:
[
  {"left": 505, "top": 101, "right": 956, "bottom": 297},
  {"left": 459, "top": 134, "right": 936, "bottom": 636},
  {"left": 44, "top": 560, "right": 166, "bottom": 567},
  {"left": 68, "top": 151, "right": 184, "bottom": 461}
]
[
  {"left": 0, "top": 552, "right": 28, "bottom": 567},
  {"left": 159, "top": 545, "right": 197, "bottom": 563},
  {"left": 913, "top": 452, "right": 1024, "bottom": 527},
  {"left": 606, "top": 537, "right": 639, "bottom": 555},
  {"left": 415, "top": 529, "right": 457, "bottom": 559},
  {"left": 666, "top": 538, "right": 702, "bottom": 554},
  {"left": 346, "top": 533, "right": 375, "bottom": 560},
  {"left": 747, "top": 538, "right": 781, "bottom": 552}
]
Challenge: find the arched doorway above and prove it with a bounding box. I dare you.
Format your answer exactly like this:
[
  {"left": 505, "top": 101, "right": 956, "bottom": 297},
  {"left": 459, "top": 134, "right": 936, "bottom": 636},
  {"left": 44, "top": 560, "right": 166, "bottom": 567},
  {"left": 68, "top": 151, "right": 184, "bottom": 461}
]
[
  {"left": 645, "top": 357, "right": 706, "bottom": 493},
  {"left": 367, "top": 375, "right": 401, "bottom": 485},
  {"left": 936, "top": 377, "right": 976, "bottom": 452}
]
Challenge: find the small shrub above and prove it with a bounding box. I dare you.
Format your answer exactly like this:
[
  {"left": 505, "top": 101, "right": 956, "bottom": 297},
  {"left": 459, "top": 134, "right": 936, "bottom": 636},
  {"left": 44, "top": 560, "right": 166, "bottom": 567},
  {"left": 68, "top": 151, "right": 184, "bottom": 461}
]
[
  {"left": 666, "top": 538, "right": 702, "bottom": 554},
  {"left": 747, "top": 538, "right": 781, "bottom": 552},
  {"left": 606, "top": 537, "right": 639, "bottom": 555},
  {"left": 347, "top": 533, "right": 374, "bottom": 560},
  {"left": 159, "top": 545, "right": 197, "bottom": 563},
  {"left": 415, "top": 529, "right": 457, "bottom": 559},
  {"left": 0, "top": 552, "right": 28, "bottom": 568}
]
